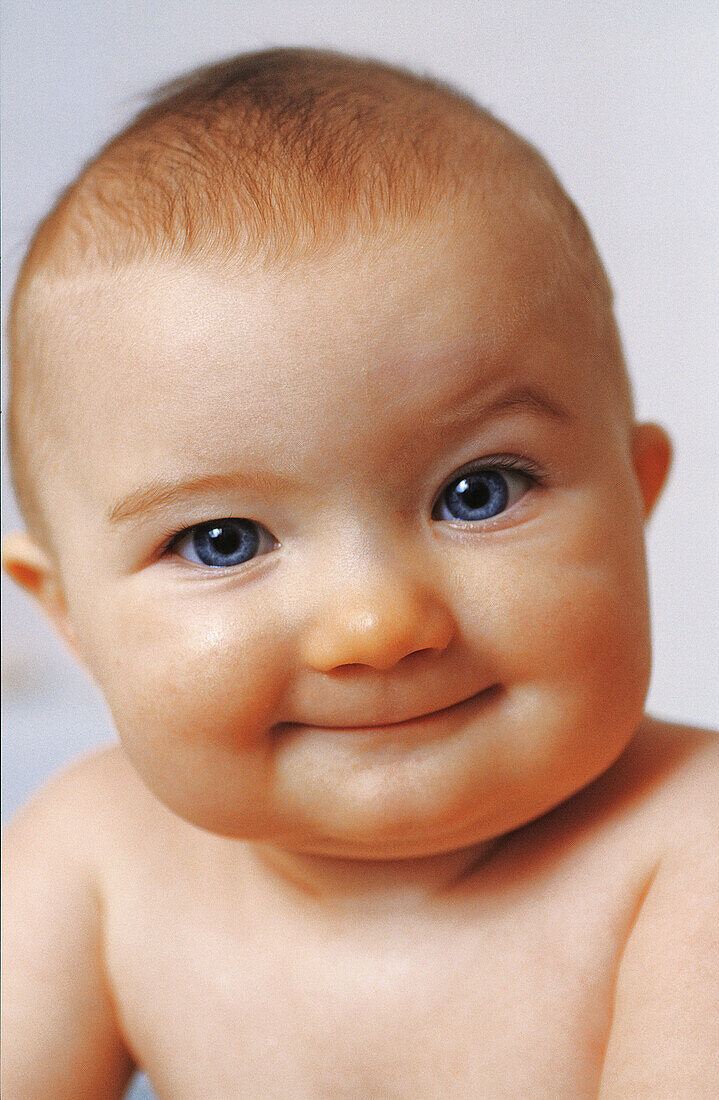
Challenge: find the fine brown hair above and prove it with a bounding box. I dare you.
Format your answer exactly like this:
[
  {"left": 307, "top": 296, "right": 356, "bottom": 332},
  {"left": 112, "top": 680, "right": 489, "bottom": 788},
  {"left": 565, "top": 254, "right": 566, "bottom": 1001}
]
[{"left": 7, "top": 47, "right": 618, "bottom": 543}]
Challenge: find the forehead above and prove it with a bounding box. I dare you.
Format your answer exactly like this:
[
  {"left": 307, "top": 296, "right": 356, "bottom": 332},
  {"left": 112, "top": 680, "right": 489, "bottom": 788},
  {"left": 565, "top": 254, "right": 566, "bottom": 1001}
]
[{"left": 25, "top": 204, "right": 620, "bottom": 498}]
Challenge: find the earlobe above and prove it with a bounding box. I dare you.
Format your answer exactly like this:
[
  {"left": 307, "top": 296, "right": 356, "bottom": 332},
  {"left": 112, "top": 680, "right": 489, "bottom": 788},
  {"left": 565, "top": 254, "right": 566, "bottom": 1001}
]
[
  {"left": 631, "top": 423, "right": 672, "bottom": 520},
  {"left": 2, "top": 531, "right": 83, "bottom": 662}
]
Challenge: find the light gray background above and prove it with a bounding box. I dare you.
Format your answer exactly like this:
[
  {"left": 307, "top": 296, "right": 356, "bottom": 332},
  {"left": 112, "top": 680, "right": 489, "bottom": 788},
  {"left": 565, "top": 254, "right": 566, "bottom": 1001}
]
[{"left": 2, "top": 4, "right": 717, "bottom": 1095}]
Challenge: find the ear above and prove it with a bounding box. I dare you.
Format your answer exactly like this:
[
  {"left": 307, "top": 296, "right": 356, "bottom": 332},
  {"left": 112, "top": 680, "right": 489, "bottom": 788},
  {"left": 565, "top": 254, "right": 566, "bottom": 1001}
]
[
  {"left": 631, "top": 423, "right": 672, "bottom": 520},
  {"left": 2, "top": 531, "right": 84, "bottom": 663}
]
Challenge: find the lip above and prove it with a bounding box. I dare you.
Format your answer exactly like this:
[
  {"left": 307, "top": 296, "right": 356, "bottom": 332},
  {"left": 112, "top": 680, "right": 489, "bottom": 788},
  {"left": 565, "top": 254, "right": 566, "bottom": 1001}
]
[{"left": 293, "top": 684, "right": 501, "bottom": 736}]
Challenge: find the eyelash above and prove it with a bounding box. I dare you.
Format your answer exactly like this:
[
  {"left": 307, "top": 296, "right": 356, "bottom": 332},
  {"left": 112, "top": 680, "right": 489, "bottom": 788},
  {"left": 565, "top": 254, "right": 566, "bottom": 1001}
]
[
  {"left": 446, "top": 454, "right": 545, "bottom": 486},
  {"left": 156, "top": 526, "right": 197, "bottom": 558},
  {"left": 155, "top": 454, "right": 547, "bottom": 559}
]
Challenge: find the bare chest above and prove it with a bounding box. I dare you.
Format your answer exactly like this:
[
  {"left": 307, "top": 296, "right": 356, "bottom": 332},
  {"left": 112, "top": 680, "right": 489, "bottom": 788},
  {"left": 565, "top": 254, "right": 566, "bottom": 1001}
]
[{"left": 105, "top": 875, "right": 629, "bottom": 1099}]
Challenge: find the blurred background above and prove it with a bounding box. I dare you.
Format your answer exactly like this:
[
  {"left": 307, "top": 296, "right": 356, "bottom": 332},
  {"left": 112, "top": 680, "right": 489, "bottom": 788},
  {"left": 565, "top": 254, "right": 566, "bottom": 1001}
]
[{"left": 2, "top": 3, "right": 717, "bottom": 1095}]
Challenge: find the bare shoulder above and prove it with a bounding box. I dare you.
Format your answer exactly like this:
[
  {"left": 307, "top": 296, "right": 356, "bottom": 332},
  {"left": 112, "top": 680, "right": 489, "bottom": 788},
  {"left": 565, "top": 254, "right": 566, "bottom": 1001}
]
[
  {"left": 544, "top": 715, "right": 718, "bottom": 864},
  {"left": 3, "top": 745, "right": 168, "bottom": 871},
  {"left": 638, "top": 717, "right": 719, "bottom": 910},
  {"left": 2, "top": 748, "right": 142, "bottom": 1098},
  {"left": 627, "top": 716, "right": 719, "bottom": 842},
  {"left": 597, "top": 720, "right": 718, "bottom": 1096}
]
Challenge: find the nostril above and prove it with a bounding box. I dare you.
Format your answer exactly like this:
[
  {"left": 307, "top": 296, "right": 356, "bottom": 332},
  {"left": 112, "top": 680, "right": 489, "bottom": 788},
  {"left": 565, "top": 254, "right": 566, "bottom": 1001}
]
[
  {"left": 300, "top": 582, "right": 456, "bottom": 673},
  {"left": 326, "top": 662, "right": 371, "bottom": 676}
]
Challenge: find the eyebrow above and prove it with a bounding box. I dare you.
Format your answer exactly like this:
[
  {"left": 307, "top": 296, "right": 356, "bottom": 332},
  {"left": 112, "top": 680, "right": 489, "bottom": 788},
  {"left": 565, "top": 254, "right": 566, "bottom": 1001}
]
[
  {"left": 107, "top": 469, "right": 302, "bottom": 525},
  {"left": 490, "top": 385, "right": 571, "bottom": 422},
  {"left": 437, "top": 381, "right": 572, "bottom": 433},
  {"left": 107, "top": 384, "right": 571, "bottom": 525}
]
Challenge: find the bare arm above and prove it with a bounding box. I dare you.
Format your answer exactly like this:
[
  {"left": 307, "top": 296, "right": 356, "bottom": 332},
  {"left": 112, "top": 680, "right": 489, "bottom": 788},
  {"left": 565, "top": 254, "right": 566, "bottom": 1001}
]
[
  {"left": 1, "top": 763, "right": 135, "bottom": 1099},
  {"left": 598, "top": 828, "right": 719, "bottom": 1098}
]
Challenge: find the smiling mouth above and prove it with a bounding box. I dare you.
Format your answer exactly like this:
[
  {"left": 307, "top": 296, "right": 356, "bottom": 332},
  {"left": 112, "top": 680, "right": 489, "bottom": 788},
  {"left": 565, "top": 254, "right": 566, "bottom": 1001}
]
[{"left": 299, "top": 684, "right": 502, "bottom": 734}]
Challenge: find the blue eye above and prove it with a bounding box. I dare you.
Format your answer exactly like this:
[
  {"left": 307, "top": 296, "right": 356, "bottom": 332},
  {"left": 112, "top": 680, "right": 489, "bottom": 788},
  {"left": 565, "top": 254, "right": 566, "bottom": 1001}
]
[
  {"left": 172, "top": 518, "right": 274, "bottom": 568},
  {"left": 434, "top": 466, "right": 532, "bottom": 523}
]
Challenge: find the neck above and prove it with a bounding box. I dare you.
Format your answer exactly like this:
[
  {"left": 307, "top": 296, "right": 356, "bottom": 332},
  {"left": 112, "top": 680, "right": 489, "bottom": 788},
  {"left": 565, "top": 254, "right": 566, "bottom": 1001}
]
[{"left": 248, "top": 838, "right": 501, "bottom": 916}]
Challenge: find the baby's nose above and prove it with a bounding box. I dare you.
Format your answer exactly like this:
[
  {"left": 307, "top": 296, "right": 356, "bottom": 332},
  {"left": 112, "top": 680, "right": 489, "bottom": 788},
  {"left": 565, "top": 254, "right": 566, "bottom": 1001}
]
[{"left": 300, "top": 575, "right": 456, "bottom": 673}]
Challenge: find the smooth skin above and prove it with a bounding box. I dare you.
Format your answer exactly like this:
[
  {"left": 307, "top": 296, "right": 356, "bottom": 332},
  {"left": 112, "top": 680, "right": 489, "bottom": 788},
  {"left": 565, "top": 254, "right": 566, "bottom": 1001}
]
[{"left": 3, "top": 203, "right": 717, "bottom": 1098}]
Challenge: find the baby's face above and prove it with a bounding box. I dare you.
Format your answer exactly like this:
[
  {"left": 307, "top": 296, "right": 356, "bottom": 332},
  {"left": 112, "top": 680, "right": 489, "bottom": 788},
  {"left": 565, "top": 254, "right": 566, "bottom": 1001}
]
[{"left": 35, "top": 205, "right": 654, "bottom": 856}]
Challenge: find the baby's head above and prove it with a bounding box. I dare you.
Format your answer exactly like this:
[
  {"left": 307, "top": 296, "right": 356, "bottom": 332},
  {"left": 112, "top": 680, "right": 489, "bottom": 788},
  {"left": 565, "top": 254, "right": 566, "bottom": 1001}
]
[{"left": 5, "top": 48, "right": 671, "bottom": 857}]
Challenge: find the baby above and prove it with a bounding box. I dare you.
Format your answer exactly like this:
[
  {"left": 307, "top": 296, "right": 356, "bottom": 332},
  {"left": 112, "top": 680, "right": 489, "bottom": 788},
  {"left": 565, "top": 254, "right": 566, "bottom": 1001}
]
[{"left": 2, "top": 47, "right": 717, "bottom": 1099}]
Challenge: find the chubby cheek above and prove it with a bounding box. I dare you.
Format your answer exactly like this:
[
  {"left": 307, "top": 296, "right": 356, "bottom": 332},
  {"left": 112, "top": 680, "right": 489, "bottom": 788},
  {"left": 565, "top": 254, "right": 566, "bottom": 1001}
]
[
  {"left": 455, "top": 492, "right": 652, "bottom": 771},
  {"left": 71, "top": 581, "right": 294, "bottom": 827}
]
